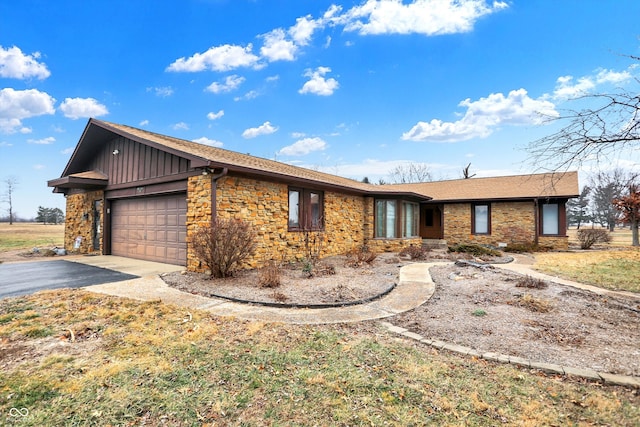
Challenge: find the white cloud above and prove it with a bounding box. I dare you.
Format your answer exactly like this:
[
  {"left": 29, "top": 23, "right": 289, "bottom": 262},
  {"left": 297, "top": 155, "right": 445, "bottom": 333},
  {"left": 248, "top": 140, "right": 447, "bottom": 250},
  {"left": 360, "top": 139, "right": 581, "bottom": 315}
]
[
  {"left": 61, "top": 147, "right": 74, "bottom": 154},
  {"left": 291, "top": 131, "right": 306, "bottom": 138},
  {"left": 242, "top": 121, "right": 278, "bottom": 139},
  {"left": 333, "top": 0, "right": 508, "bottom": 36},
  {"left": 33, "top": 164, "right": 46, "bottom": 170},
  {"left": 0, "top": 141, "right": 13, "bottom": 147},
  {"left": 289, "top": 15, "right": 323, "bottom": 46},
  {"left": 139, "top": 119, "right": 149, "bottom": 126},
  {"left": 60, "top": 97, "right": 108, "bottom": 120},
  {"left": 172, "top": 122, "right": 189, "bottom": 130},
  {"left": 0, "top": 88, "right": 56, "bottom": 133},
  {"left": 206, "top": 75, "right": 245, "bottom": 94},
  {"left": 147, "top": 86, "right": 174, "bottom": 97},
  {"left": 402, "top": 88, "right": 558, "bottom": 142},
  {"left": 0, "top": 45, "right": 50, "bottom": 80},
  {"left": 192, "top": 136, "right": 223, "bottom": 147},
  {"left": 167, "top": 44, "right": 261, "bottom": 72},
  {"left": 207, "top": 110, "right": 225, "bottom": 120},
  {"left": 260, "top": 28, "right": 297, "bottom": 62},
  {"left": 299, "top": 67, "right": 339, "bottom": 96},
  {"left": 28, "top": 136, "right": 55, "bottom": 145},
  {"left": 234, "top": 90, "right": 260, "bottom": 101},
  {"left": 278, "top": 137, "right": 327, "bottom": 156},
  {"left": 551, "top": 68, "right": 633, "bottom": 100}
]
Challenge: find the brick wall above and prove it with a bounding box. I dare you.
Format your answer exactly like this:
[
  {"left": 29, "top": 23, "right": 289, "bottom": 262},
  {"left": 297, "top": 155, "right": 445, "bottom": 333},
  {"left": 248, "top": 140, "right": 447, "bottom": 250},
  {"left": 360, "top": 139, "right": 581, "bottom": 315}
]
[
  {"left": 64, "top": 190, "right": 103, "bottom": 254},
  {"left": 444, "top": 201, "right": 568, "bottom": 250}
]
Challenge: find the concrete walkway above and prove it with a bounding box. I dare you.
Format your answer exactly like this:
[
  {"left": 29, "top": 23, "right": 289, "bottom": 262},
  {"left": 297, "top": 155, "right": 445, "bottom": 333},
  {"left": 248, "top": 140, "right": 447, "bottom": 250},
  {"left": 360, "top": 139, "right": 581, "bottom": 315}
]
[
  {"left": 85, "top": 257, "right": 443, "bottom": 324},
  {"left": 77, "top": 255, "right": 639, "bottom": 388}
]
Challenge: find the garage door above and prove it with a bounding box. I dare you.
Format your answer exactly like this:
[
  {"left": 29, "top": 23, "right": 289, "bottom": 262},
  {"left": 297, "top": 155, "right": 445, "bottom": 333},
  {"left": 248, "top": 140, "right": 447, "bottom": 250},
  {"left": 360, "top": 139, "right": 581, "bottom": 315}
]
[{"left": 111, "top": 194, "right": 187, "bottom": 265}]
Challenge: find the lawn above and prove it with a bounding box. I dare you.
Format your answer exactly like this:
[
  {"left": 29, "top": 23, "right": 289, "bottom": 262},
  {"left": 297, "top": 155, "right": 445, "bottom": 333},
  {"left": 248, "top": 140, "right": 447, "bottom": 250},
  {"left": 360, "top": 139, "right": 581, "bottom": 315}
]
[
  {"left": 1, "top": 290, "right": 638, "bottom": 426},
  {"left": 1, "top": 225, "right": 639, "bottom": 425},
  {"left": 535, "top": 228, "right": 640, "bottom": 293},
  {"left": 0, "top": 223, "right": 64, "bottom": 252}
]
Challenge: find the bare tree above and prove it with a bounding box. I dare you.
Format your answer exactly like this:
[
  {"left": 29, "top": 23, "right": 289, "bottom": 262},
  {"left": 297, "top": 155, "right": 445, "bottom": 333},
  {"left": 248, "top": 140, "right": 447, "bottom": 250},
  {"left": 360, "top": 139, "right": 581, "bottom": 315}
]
[
  {"left": 388, "top": 163, "right": 432, "bottom": 184},
  {"left": 461, "top": 163, "right": 476, "bottom": 179},
  {"left": 2, "top": 177, "right": 18, "bottom": 225},
  {"left": 527, "top": 56, "right": 639, "bottom": 171},
  {"left": 589, "top": 169, "right": 637, "bottom": 231}
]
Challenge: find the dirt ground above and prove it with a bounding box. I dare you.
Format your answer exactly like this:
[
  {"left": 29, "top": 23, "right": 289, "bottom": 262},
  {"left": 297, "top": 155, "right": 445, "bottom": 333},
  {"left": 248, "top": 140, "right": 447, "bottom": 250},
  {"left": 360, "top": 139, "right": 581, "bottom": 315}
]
[{"left": 165, "top": 252, "right": 640, "bottom": 377}]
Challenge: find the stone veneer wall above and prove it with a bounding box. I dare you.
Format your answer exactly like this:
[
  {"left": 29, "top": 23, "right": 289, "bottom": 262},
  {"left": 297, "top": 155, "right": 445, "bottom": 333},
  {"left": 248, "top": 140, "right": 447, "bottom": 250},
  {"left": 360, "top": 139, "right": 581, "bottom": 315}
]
[
  {"left": 64, "top": 190, "right": 104, "bottom": 254},
  {"left": 185, "top": 175, "right": 422, "bottom": 272},
  {"left": 186, "top": 175, "right": 213, "bottom": 271},
  {"left": 443, "top": 201, "right": 568, "bottom": 250}
]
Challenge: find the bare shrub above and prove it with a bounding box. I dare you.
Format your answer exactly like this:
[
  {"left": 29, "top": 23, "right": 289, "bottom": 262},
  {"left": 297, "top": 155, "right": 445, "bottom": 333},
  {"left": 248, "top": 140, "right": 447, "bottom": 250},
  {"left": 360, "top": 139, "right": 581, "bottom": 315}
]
[
  {"left": 399, "top": 245, "right": 429, "bottom": 260},
  {"left": 191, "top": 219, "right": 257, "bottom": 278},
  {"left": 517, "top": 294, "right": 553, "bottom": 313},
  {"left": 345, "top": 246, "right": 377, "bottom": 267},
  {"left": 576, "top": 229, "right": 611, "bottom": 249},
  {"left": 515, "top": 276, "right": 549, "bottom": 289},
  {"left": 258, "top": 260, "right": 282, "bottom": 288}
]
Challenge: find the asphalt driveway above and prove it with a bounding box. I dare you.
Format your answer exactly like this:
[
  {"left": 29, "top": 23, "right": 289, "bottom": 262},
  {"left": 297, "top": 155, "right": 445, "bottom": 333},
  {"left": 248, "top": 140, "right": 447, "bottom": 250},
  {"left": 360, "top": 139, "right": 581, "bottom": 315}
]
[{"left": 0, "top": 260, "right": 139, "bottom": 299}]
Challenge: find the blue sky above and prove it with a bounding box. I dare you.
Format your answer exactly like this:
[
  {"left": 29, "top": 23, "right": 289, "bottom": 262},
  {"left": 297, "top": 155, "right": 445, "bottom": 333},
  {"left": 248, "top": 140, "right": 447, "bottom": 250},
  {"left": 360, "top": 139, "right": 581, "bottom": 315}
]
[{"left": 1, "top": 0, "right": 639, "bottom": 220}]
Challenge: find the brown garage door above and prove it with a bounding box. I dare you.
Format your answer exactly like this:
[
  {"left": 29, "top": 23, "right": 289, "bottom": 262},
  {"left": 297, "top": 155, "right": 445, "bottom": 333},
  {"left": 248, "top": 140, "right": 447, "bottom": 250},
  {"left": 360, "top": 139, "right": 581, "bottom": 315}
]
[{"left": 111, "top": 194, "right": 187, "bottom": 265}]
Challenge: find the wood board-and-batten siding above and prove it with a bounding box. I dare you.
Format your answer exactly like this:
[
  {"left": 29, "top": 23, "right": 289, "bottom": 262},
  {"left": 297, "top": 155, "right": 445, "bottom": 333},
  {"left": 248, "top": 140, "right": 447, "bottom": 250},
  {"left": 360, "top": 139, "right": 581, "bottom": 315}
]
[{"left": 86, "top": 136, "right": 191, "bottom": 186}]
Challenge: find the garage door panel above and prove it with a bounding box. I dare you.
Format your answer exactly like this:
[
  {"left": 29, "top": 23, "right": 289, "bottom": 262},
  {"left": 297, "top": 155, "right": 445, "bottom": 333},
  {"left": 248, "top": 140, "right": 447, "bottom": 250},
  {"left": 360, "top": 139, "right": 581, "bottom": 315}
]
[{"left": 111, "top": 194, "right": 187, "bottom": 265}]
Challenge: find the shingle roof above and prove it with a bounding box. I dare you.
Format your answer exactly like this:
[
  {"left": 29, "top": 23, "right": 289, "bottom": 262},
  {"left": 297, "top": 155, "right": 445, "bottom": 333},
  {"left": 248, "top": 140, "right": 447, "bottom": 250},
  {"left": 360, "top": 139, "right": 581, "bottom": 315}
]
[
  {"left": 94, "top": 119, "right": 409, "bottom": 196},
  {"left": 380, "top": 172, "right": 580, "bottom": 201},
  {"left": 54, "top": 119, "right": 579, "bottom": 202}
]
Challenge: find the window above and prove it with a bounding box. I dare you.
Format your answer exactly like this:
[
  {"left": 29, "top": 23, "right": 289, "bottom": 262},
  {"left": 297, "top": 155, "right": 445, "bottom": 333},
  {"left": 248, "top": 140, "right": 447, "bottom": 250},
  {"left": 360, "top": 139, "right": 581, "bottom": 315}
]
[
  {"left": 375, "top": 200, "right": 419, "bottom": 238},
  {"left": 376, "top": 200, "right": 397, "bottom": 238},
  {"left": 541, "top": 203, "right": 559, "bottom": 235},
  {"left": 288, "top": 188, "right": 323, "bottom": 230},
  {"left": 403, "top": 202, "right": 419, "bottom": 237},
  {"left": 472, "top": 203, "right": 490, "bottom": 234}
]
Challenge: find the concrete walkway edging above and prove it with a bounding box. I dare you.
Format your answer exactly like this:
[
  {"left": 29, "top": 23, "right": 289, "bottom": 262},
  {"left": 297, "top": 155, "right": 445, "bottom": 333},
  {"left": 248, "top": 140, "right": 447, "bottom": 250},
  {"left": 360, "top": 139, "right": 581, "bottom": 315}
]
[{"left": 378, "top": 321, "right": 640, "bottom": 389}]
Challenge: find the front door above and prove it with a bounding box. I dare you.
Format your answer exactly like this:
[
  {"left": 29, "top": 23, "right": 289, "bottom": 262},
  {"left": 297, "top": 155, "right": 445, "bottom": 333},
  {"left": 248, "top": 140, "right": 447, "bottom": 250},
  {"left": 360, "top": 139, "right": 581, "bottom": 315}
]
[{"left": 420, "top": 204, "right": 443, "bottom": 239}]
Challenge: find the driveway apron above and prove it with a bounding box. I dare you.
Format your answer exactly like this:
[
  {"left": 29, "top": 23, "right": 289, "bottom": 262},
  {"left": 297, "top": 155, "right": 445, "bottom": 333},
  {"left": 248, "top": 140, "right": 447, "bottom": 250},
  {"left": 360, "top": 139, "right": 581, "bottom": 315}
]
[{"left": 0, "top": 260, "right": 138, "bottom": 299}]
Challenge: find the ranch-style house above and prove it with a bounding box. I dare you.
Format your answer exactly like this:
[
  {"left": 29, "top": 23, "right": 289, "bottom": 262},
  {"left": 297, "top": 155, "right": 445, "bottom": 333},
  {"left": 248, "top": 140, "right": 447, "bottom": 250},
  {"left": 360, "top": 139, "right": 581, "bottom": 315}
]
[{"left": 48, "top": 119, "right": 579, "bottom": 270}]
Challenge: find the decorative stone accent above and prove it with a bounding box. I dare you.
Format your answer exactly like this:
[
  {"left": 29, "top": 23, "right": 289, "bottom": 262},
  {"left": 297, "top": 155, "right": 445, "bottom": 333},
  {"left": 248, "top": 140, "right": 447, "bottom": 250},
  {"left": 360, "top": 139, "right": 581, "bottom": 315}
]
[{"left": 64, "top": 190, "right": 104, "bottom": 254}]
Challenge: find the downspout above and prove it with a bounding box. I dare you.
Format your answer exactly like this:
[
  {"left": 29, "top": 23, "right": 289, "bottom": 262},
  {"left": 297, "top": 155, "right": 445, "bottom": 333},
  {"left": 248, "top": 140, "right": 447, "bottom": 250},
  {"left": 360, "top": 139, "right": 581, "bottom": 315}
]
[
  {"left": 533, "top": 198, "right": 539, "bottom": 246},
  {"left": 209, "top": 167, "right": 228, "bottom": 225}
]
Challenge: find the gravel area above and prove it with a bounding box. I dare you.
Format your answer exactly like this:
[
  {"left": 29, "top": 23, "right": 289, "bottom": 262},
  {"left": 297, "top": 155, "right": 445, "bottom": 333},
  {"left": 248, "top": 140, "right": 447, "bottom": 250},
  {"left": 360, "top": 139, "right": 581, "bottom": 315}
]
[{"left": 164, "top": 252, "right": 640, "bottom": 377}]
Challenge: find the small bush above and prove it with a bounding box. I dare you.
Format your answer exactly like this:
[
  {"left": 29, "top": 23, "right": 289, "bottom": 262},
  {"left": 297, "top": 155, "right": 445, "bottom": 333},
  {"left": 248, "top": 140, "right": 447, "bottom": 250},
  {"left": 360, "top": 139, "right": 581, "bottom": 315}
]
[
  {"left": 517, "top": 294, "right": 553, "bottom": 313},
  {"left": 345, "top": 246, "right": 378, "bottom": 267},
  {"left": 471, "top": 309, "right": 487, "bottom": 317},
  {"left": 258, "top": 260, "right": 282, "bottom": 288},
  {"left": 515, "top": 276, "right": 548, "bottom": 289},
  {"left": 399, "top": 245, "right": 429, "bottom": 260},
  {"left": 576, "top": 229, "right": 611, "bottom": 249},
  {"left": 191, "top": 219, "right": 257, "bottom": 278},
  {"left": 503, "top": 243, "right": 552, "bottom": 253},
  {"left": 448, "top": 244, "right": 502, "bottom": 257}
]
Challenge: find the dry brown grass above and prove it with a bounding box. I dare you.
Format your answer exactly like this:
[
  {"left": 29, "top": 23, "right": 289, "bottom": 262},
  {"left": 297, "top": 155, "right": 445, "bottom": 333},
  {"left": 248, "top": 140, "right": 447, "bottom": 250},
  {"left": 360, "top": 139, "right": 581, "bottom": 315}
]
[
  {"left": 0, "top": 223, "right": 64, "bottom": 252},
  {"left": 1, "top": 289, "right": 639, "bottom": 426},
  {"left": 534, "top": 248, "right": 640, "bottom": 292}
]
